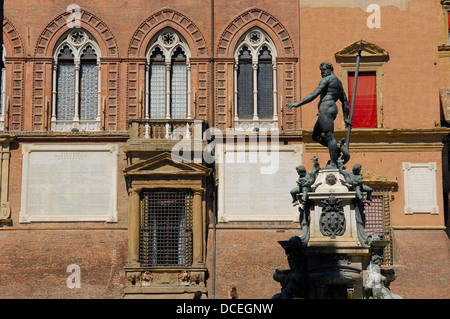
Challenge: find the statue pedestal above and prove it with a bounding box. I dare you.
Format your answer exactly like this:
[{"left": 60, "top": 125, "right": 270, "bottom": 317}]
[
  {"left": 295, "top": 168, "right": 377, "bottom": 248},
  {"left": 308, "top": 191, "right": 361, "bottom": 247},
  {"left": 273, "top": 168, "right": 395, "bottom": 299}
]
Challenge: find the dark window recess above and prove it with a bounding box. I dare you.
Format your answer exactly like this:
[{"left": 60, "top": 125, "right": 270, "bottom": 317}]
[
  {"left": 237, "top": 46, "right": 253, "bottom": 119},
  {"left": 363, "top": 191, "right": 393, "bottom": 265},
  {"left": 257, "top": 46, "right": 273, "bottom": 119},
  {"left": 140, "top": 190, "right": 193, "bottom": 267}
]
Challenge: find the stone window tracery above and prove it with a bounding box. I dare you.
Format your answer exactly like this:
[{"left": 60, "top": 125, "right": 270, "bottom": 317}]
[
  {"left": 146, "top": 31, "right": 191, "bottom": 120},
  {"left": 234, "top": 28, "right": 278, "bottom": 131},
  {"left": 52, "top": 29, "right": 101, "bottom": 131}
]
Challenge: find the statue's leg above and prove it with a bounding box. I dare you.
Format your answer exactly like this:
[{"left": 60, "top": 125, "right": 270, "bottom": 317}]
[
  {"left": 317, "top": 103, "right": 339, "bottom": 167},
  {"left": 356, "top": 186, "right": 363, "bottom": 201},
  {"left": 363, "top": 185, "right": 373, "bottom": 201},
  {"left": 312, "top": 120, "right": 327, "bottom": 147},
  {"left": 301, "top": 186, "right": 309, "bottom": 202},
  {"left": 290, "top": 187, "right": 300, "bottom": 203},
  {"left": 325, "top": 131, "right": 338, "bottom": 166}
]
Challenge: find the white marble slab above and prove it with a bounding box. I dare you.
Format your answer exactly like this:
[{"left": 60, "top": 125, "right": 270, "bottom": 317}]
[
  {"left": 217, "top": 143, "right": 302, "bottom": 221},
  {"left": 402, "top": 162, "right": 439, "bottom": 214},
  {"left": 20, "top": 144, "right": 119, "bottom": 222}
]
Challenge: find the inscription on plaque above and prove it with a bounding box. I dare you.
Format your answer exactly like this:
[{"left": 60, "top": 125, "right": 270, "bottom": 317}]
[
  {"left": 218, "top": 145, "right": 301, "bottom": 221},
  {"left": 402, "top": 162, "right": 439, "bottom": 214},
  {"left": 20, "top": 144, "right": 119, "bottom": 222}
]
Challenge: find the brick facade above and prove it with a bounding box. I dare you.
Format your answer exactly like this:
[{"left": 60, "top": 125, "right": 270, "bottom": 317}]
[{"left": 0, "top": 0, "right": 449, "bottom": 299}]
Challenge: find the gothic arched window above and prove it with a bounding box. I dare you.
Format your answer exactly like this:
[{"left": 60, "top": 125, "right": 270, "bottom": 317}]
[
  {"left": 146, "top": 30, "right": 191, "bottom": 120},
  {"left": 234, "top": 29, "right": 278, "bottom": 130},
  {"left": 52, "top": 29, "right": 101, "bottom": 131}
]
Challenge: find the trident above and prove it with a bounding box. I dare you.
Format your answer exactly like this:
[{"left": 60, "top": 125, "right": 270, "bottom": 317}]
[
  {"left": 345, "top": 39, "right": 363, "bottom": 150},
  {"left": 340, "top": 39, "right": 362, "bottom": 165}
]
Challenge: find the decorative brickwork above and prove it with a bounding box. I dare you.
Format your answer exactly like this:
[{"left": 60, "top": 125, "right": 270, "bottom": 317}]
[
  {"left": 216, "top": 8, "right": 295, "bottom": 57},
  {"left": 106, "top": 61, "right": 120, "bottom": 130},
  {"left": 3, "top": 17, "right": 24, "bottom": 56},
  {"left": 127, "top": 8, "right": 209, "bottom": 58},
  {"left": 31, "top": 60, "right": 50, "bottom": 131},
  {"left": 34, "top": 10, "right": 119, "bottom": 57},
  {"left": 126, "top": 9, "right": 210, "bottom": 123},
  {"left": 32, "top": 9, "right": 119, "bottom": 131},
  {"left": 3, "top": 17, "right": 25, "bottom": 131},
  {"left": 214, "top": 8, "right": 298, "bottom": 130}
]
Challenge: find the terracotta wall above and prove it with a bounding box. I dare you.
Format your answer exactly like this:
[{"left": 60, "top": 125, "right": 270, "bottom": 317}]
[
  {"left": 298, "top": 0, "right": 441, "bottom": 130},
  {"left": 1, "top": 0, "right": 448, "bottom": 299},
  {"left": 2, "top": 0, "right": 444, "bottom": 131}
]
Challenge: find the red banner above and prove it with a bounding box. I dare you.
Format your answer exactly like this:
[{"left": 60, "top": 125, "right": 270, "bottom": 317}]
[{"left": 348, "top": 71, "right": 377, "bottom": 128}]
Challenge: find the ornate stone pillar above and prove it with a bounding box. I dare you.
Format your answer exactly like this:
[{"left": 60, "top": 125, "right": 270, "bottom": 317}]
[
  {"left": 0, "top": 137, "right": 13, "bottom": 224},
  {"left": 186, "top": 60, "right": 192, "bottom": 119},
  {"left": 165, "top": 61, "right": 171, "bottom": 119},
  {"left": 144, "top": 63, "right": 150, "bottom": 139},
  {"left": 51, "top": 63, "right": 57, "bottom": 123},
  {"left": 128, "top": 188, "right": 141, "bottom": 266},
  {"left": 96, "top": 61, "right": 101, "bottom": 121},
  {"left": 192, "top": 188, "right": 204, "bottom": 266},
  {"left": 272, "top": 60, "right": 278, "bottom": 121},
  {"left": 73, "top": 59, "right": 80, "bottom": 122},
  {"left": 252, "top": 61, "right": 259, "bottom": 121},
  {"left": 233, "top": 61, "right": 239, "bottom": 121},
  {"left": 145, "top": 63, "right": 150, "bottom": 120}
]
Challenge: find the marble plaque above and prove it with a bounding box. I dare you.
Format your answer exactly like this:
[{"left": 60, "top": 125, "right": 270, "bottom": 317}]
[
  {"left": 402, "top": 162, "right": 439, "bottom": 214},
  {"left": 217, "top": 144, "right": 302, "bottom": 221},
  {"left": 20, "top": 144, "right": 119, "bottom": 222}
]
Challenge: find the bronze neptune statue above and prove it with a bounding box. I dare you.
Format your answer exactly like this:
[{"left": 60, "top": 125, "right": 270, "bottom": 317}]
[{"left": 286, "top": 62, "right": 352, "bottom": 168}]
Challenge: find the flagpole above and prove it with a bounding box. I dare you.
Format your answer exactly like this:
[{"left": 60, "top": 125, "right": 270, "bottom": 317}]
[{"left": 346, "top": 39, "right": 362, "bottom": 149}]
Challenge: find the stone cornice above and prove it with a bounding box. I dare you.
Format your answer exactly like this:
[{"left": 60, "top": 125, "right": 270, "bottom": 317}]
[
  {"left": 303, "top": 128, "right": 450, "bottom": 152},
  {"left": 0, "top": 134, "right": 16, "bottom": 144},
  {"left": 2, "top": 131, "right": 129, "bottom": 143},
  {"left": 438, "top": 45, "right": 450, "bottom": 57}
]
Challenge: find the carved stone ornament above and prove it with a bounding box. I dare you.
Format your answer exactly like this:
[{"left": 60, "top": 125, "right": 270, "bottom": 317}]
[
  {"left": 319, "top": 194, "right": 346, "bottom": 239},
  {"left": 325, "top": 173, "right": 337, "bottom": 186},
  {"left": 178, "top": 270, "right": 190, "bottom": 285},
  {"left": 142, "top": 271, "right": 153, "bottom": 286}
]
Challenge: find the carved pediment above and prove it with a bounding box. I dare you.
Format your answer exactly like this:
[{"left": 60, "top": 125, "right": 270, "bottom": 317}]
[
  {"left": 123, "top": 152, "right": 211, "bottom": 176},
  {"left": 335, "top": 40, "right": 389, "bottom": 63}
]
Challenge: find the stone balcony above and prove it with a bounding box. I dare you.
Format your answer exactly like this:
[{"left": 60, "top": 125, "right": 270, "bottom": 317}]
[{"left": 124, "top": 118, "right": 210, "bottom": 165}]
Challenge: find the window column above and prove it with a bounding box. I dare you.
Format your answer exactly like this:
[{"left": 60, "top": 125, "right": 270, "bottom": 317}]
[
  {"left": 145, "top": 63, "right": 150, "bottom": 120},
  {"left": 233, "top": 61, "right": 239, "bottom": 121},
  {"left": 96, "top": 61, "right": 101, "bottom": 121},
  {"left": 252, "top": 60, "right": 259, "bottom": 121},
  {"left": 186, "top": 60, "right": 192, "bottom": 119},
  {"left": 165, "top": 60, "right": 171, "bottom": 120},
  {"left": 128, "top": 188, "right": 141, "bottom": 266},
  {"left": 73, "top": 58, "right": 80, "bottom": 122},
  {"left": 144, "top": 63, "right": 150, "bottom": 138},
  {"left": 51, "top": 63, "right": 57, "bottom": 123},
  {"left": 192, "top": 188, "right": 204, "bottom": 266},
  {"left": 272, "top": 60, "right": 278, "bottom": 121}
]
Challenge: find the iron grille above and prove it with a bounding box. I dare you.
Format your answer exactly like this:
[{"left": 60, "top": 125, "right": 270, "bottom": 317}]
[
  {"left": 363, "top": 191, "right": 393, "bottom": 265},
  {"left": 140, "top": 190, "right": 193, "bottom": 267}
]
